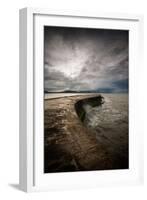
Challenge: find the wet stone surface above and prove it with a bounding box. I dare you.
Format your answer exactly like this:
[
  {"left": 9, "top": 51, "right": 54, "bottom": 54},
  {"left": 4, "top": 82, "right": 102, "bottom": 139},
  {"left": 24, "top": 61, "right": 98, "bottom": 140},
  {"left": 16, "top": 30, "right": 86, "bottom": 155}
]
[{"left": 44, "top": 94, "right": 128, "bottom": 173}]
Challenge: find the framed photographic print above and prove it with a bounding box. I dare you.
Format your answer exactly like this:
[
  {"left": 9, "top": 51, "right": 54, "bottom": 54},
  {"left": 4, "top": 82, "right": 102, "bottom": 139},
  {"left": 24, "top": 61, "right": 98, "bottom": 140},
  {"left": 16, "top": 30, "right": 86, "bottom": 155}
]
[{"left": 19, "top": 8, "right": 143, "bottom": 192}]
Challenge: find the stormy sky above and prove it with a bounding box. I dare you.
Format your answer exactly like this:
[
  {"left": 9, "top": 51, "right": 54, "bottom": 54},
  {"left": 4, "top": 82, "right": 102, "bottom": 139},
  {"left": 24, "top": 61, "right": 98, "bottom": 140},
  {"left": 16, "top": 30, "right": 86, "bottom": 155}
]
[{"left": 44, "top": 26, "right": 128, "bottom": 93}]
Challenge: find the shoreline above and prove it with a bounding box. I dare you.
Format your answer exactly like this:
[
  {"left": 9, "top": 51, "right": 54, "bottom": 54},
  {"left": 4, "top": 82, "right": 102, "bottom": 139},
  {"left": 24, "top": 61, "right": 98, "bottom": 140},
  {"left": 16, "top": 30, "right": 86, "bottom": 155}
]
[{"left": 44, "top": 92, "right": 128, "bottom": 100}]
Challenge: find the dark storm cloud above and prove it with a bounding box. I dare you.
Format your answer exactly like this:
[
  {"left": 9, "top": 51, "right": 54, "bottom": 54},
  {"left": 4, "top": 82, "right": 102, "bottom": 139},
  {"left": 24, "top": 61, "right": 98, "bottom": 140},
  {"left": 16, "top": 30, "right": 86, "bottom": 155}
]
[{"left": 44, "top": 26, "right": 128, "bottom": 93}]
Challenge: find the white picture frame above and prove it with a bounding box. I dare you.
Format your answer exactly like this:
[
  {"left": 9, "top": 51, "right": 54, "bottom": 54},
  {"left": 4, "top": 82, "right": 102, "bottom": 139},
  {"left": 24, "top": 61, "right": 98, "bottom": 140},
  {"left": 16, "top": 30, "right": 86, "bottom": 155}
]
[{"left": 19, "top": 7, "right": 144, "bottom": 192}]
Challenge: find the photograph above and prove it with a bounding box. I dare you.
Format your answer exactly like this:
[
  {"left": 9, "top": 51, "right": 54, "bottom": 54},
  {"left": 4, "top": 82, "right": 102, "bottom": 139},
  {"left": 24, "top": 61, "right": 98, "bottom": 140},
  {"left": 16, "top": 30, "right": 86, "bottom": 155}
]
[{"left": 44, "top": 26, "right": 129, "bottom": 173}]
